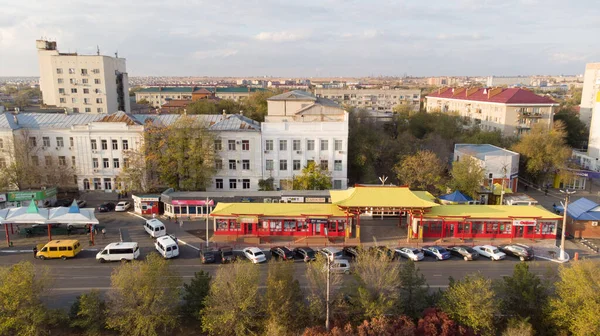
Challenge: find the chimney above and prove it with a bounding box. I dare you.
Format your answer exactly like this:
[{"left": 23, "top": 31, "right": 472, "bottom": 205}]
[
  {"left": 13, "top": 115, "right": 18, "bottom": 124},
  {"left": 222, "top": 109, "right": 226, "bottom": 116},
  {"left": 239, "top": 110, "right": 244, "bottom": 116}
]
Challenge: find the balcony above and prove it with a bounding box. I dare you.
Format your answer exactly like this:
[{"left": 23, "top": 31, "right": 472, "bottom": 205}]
[{"left": 519, "top": 112, "right": 543, "bottom": 118}]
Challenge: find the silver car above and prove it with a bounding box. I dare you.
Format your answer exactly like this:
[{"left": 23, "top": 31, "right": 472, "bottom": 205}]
[{"left": 394, "top": 247, "right": 424, "bottom": 261}]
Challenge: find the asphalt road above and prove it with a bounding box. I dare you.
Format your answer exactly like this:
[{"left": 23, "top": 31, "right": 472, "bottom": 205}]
[{"left": 0, "top": 244, "right": 560, "bottom": 308}]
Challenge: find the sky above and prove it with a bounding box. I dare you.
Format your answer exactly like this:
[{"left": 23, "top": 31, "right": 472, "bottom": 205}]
[{"left": 0, "top": 0, "right": 599, "bottom": 77}]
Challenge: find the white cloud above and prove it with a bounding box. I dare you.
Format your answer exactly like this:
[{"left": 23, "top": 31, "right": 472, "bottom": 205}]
[
  {"left": 191, "top": 49, "right": 239, "bottom": 59},
  {"left": 255, "top": 31, "right": 307, "bottom": 42},
  {"left": 436, "top": 33, "right": 486, "bottom": 41}
]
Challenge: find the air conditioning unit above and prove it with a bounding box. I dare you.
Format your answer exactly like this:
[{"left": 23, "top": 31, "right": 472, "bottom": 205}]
[
  {"left": 55, "top": 147, "right": 59, "bottom": 150},
  {"left": 238, "top": 179, "right": 242, "bottom": 182},
  {"left": 236, "top": 141, "right": 240, "bottom": 144},
  {"left": 338, "top": 151, "right": 345, "bottom": 154},
  {"left": 93, "top": 169, "right": 99, "bottom": 173},
  {"left": 41, "top": 147, "right": 47, "bottom": 150},
  {"left": 92, "top": 150, "right": 97, "bottom": 154},
  {"left": 68, "top": 147, "right": 72, "bottom": 150},
  {"left": 296, "top": 151, "right": 302, "bottom": 154},
  {"left": 264, "top": 150, "right": 269, "bottom": 154},
  {"left": 592, "top": 221, "right": 598, "bottom": 227}
]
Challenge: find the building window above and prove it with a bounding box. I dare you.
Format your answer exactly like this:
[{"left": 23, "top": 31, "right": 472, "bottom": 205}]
[
  {"left": 71, "top": 88, "right": 77, "bottom": 93},
  {"left": 82, "top": 78, "right": 88, "bottom": 84},
  {"left": 103, "top": 158, "right": 109, "bottom": 168},
  {"left": 83, "top": 88, "right": 89, "bottom": 94},
  {"left": 29, "top": 137, "right": 36, "bottom": 147},
  {"left": 91, "top": 139, "right": 97, "bottom": 150},
  {"left": 228, "top": 140, "right": 236, "bottom": 151},
  {"left": 60, "top": 98, "right": 66, "bottom": 103},
  {"left": 214, "top": 140, "right": 222, "bottom": 151},
  {"left": 58, "top": 156, "right": 66, "bottom": 166},
  {"left": 335, "top": 139, "right": 343, "bottom": 151},
  {"left": 31, "top": 156, "right": 39, "bottom": 166},
  {"left": 320, "top": 139, "right": 328, "bottom": 151},
  {"left": 241, "top": 140, "right": 250, "bottom": 151},
  {"left": 320, "top": 160, "right": 328, "bottom": 170},
  {"left": 0, "top": 139, "right": 3, "bottom": 149},
  {"left": 58, "top": 78, "right": 64, "bottom": 84},
  {"left": 307, "top": 140, "right": 315, "bottom": 151},
  {"left": 42, "top": 137, "right": 50, "bottom": 147},
  {"left": 94, "top": 78, "right": 101, "bottom": 84},
  {"left": 307, "top": 159, "right": 315, "bottom": 167},
  {"left": 71, "top": 156, "right": 76, "bottom": 166},
  {"left": 123, "top": 158, "right": 129, "bottom": 168},
  {"left": 229, "top": 179, "right": 237, "bottom": 189},
  {"left": 56, "top": 137, "right": 64, "bottom": 147},
  {"left": 242, "top": 179, "right": 250, "bottom": 189},
  {"left": 280, "top": 160, "right": 288, "bottom": 171},
  {"left": 70, "top": 78, "right": 76, "bottom": 84},
  {"left": 68, "top": 68, "right": 75, "bottom": 74},
  {"left": 293, "top": 140, "right": 301, "bottom": 151},
  {"left": 85, "top": 108, "right": 91, "bottom": 113},
  {"left": 293, "top": 160, "right": 301, "bottom": 170},
  {"left": 92, "top": 158, "right": 99, "bottom": 168},
  {"left": 122, "top": 140, "right": 128, "bottom": 150},
  {"left": 215, "top": 159, "right": 223, "bottom": 170},
  {"left": 45, "top": 156, "right": 52, "bottom": 166},
  {"left": 94, "top": 89, "right": 101, "bottom": 94},
  {"left": 113, "top": 158, "right": 120, "bottom": 168},
  {"left": 69, "top": 137, "right": 74, "bottom": 147},
  {"left": 97, "top": 108, "right": 103, "bottom": 113},
  {"left": 83, "top": 179, "right": 90, "bottom": 190},
  {"left": 266, "top": 159, "right": 274, "bottom": 171},
  {"left": 112, "top": 140, "right": 118, "bottom": 150},
  {"left": 0, "top": 158, "right": 5, "bottom": 169},
  {"left": 229, "top": 160, "right": 236, "bottom": 170},
  {"left": 96, "top": 98, "right": 103, "bottom": 104},
  {"left": 73, "top": 108, "right": 79, "bottom": 113},
  {"left": 72, "top": 98, "right": 77, "bottom": 103},
  {"left": 101, "top": 140, "right": 108, "bottom": 150},
  {"left": 333, "top": 180, "right": 342, "bottom": 189},
  {"left": 92, "top": 69, "right": 100, "bottom": 74},
  {"left": 84, "top": 98, "right": 90, "bottom": 104},
  {"left": 104, "top": 178, "right": 112, "bottom": 190},
  {"left": 242, "top": 160, "right": 250, "bottom": 170},
  {"left": 278, "top": 140, "right": 287, "bottom": 151},
  {"left": 56, "top": 68, "right": 63, "bottom": 74},
  {"left": 81, "top": 69, "right": 88, "bottom": 75},
  {"left": 93, "top": 178, "right": 102, "bottom": 189},
  {"left": 216, "top": 179, "right": 223, "bottom": 189},
  {"left": 265, "top": 140, "right": 273, "bottom": 151},
  {"left": 334, "top": 160, "right": 342, "bottom": 171}
]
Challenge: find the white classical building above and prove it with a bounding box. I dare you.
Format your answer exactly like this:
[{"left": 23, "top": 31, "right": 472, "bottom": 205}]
[
  {"left": 262, "top": 90, "right": 349, "bottom": 190},
  {"left": 36, "top": 39, "right": 130, "bottom": 114}
]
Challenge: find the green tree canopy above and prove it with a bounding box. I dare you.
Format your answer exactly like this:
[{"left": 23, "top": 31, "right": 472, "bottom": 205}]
[
  {"left": 264, "top": 261, "right": 306, "bottom": 335},
  {"left": 554, "top": 107, "right": 589, "bottom": 149},
  {"left": 181, "top": 270, "right": 212, "bottom": 321},
  {"left": 394, "top": 150, "right": 445, "bottom": 193},
  {"left": 448, "top": 155, "right": 485, "bottom": 199},
  {"left": 293, "top": 161, "right": 332, "bottom": 190},
  {"left": 69, "top": 290, "right": 107, "bottom": 336},
  {"left": 398, "top": 261, "right": 430, "bottom": 319},
  {"left": 106, "top": 253, "right": 182, "bottom": 336}
]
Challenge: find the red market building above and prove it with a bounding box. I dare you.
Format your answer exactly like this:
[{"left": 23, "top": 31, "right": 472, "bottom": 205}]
[{"left": 132, "top": 195, "right": 161, "bottom": 215}]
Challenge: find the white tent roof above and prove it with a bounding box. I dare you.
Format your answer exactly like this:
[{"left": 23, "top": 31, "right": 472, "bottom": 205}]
[
  {"left": 0, "top": 203, "right": 98, "bottom": 225},
  {"left": 1, "top": 207, "right": 50, "bottom": 224},
  {"left": 48, "top": 207, "right": 99, "bottom": 224}
]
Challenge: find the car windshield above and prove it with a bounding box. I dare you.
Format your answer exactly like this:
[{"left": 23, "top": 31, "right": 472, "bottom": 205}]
[
  {"left": 255, "top": 251, "right": 264, "bottom": 256},
  {"left": 492, "top": 249, "right": 500, "bottom": 254},
  {"left": 333, "top": 251, "right": 343, "bottom": 257},
  {"left": 437, "top": 248, "right": 447, "bottom": 253},
  {"left": 465, "top": 247, "right": 475, "bottom": 253},
  {"left": 306, "top": 250, "right": 315, "bottom": 257},
  {"left": 410, "top": 249, "right": 419, "bottom": 254}
]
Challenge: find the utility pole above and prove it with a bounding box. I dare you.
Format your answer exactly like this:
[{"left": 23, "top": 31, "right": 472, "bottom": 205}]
[
  {"left": 206, "top": 197, "right": 210, "bottom": 247},
  {"left": 325, "top": 255, "right": 330, "bottom": 331},
  {"left": 559, "top": 189, "right": 575, "bottom": 261}
]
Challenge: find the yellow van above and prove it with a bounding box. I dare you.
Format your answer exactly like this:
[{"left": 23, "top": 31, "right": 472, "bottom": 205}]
[{"left": 36, "top": 240, "right": 82, "bottom": 260}]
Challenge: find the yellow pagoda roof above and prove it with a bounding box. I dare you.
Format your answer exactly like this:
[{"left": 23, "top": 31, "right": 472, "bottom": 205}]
[
  {"left": 423, "top": 205, "right": 561, "bottom": 220},
  {"left": 210, "top": 202, "right": 348, "bottom": 217},
  {"left": 330, "top": 185, "right": 439, "bottom": 208}
]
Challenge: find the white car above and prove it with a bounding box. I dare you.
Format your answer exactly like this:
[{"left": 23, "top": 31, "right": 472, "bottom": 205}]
[
  {"left": 473, "top": 245, "right": 506, "bottom": 261},
  {"left": 394, "top": 247, "right": 424, "bottom": 261},
  {"left": 115, "top": 201, "right": 131, "bottom": 212},
  {"left": 243, "top": 247, "right": 267, "bottom": 264},
  {"left": 319, "top": 247, "right": 344, "bottom": 262}
]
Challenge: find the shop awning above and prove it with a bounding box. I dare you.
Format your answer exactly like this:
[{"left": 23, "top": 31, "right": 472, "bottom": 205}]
[
  {"left": 422, "top": 205, "right": 561, "bottom": 220},
  {"left": 330, "top": 185, "right": 439, "bottom": 208},
  {"left": 211, "top": 203, "right": 348, "bottom": 217}
]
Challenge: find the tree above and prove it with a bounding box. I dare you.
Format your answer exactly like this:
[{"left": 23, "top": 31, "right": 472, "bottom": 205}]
[
  {"left": 554, "top": 107, "right": 589, "bottom": 149},
  {"left": 305, "top": 254, "right": 343, "bottom": 326},
  {"left": 0, "top": 261, "right": 50, "bottom": 336},
  {"left": 502, "top": 318, "right": 534, "bottom": 336},
  {"left": 346, "top": 248, "right": 401, "bottom": 321},
  {"left": 106, "top": 253, "right": 182, "bottom": 336},
  {"left": 397, "top": 260, "right": 430, "bottom": 319},
  {"left": 242, "top": 90, "right": 278, "bottom": 122},
  {"left": 448, "top": 156, "right": 485, "bottom": 199},
  {"left": 187, "top": 99, "right": 220, "bottom": 115},
  {"left": 181, "top": 270, "right": 211, "bottom": 321},
  {"left": 258, "top": 177, "right": 275, "bottom": 191},
  {"left": 69, "top": 290, "right": 107, "bottom": 336},
  {"left": 441, "top": 273, "right": 499, "bottom": 335},
  {"left": 264, "top": 261, "right": 306, "bottom": 335},
  {"left": 293, "top": 161, "right": 332, "bottom": 190},
  {"left": 117, "top": 148, "right": 150, "bottom": 193},
  {"left": 394, "top": 150, "right": 445, "bottom": 193},
  {"left": 136, "top": 98, "right": 151, "bottom": 106},
  {"left": 512, "top": 121, "right": 572, "bottom": 184},
  {"left": 495, "top": 263, "right": 550, "bottom": 332},
  {"left": 302, "top": 316, "right": 416, "bottom": 336},
  {"left": 201, "top": 261, "right": 263, "bottom": 336},
  {"left": 550, "top": 260, "right": 600, "bottom": 336},
  {"left": 417, "top": 308, "right": 474, "bottom": 336}
]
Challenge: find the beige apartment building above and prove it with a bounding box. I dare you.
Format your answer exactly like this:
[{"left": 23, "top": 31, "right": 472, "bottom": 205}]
[
  {"left": 314, "top": 88, "right": 421, "bottom": 112},
  {"left": 580, "top": 63, "right": 600, "bottom": 126},
  {"left": 135, "top": 87, "right": 267, "bottom": 108},
  {"left": 36, "top": 40, "right": 130, "bottom": 114},
  {"left": 426, "top": 87, "right": 558, "bottom": 136}
]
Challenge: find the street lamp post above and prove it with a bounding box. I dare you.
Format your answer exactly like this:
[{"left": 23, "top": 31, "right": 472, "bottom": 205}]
[
  {"left": 559, "top": 189, "right": 576, "bottom": 261},
  {"left": 325, "top": 227, "right": 330, "bottom": 331},
  {"left": 205, "top": 197, "right": 210, "bottom": 247}
]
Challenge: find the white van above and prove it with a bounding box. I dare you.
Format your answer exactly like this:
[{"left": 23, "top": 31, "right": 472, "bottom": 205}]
[
  {"left": 144, "top": 219, "right": 166, "bottom": 238},
  {"left": 96, "top": 242, "right": 140, "bottom": 263},
  {"left": 155, "top": 235, "right": 179, "bottom": 259}
]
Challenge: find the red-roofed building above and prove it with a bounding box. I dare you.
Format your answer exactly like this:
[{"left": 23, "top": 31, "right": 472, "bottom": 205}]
[{"left": 426, "top": 87, "right": 558, "bottom": 136}]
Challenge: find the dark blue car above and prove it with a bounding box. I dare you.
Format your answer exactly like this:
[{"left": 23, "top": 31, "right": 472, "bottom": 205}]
[{"left": 422, "top": 246, "right": 451, "bottom": 261}]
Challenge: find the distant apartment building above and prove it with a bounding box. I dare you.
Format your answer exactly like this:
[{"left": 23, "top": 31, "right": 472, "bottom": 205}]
[
  {"left": 580, "top": 63, "right": 600, "bottom": 126},
  {"left": 36, "top": 40, "right": 130, "bottom": 114},
  {"left": 135, "top": 87, "right": 267, "bottom": 108},
  {"left": 426, "top": 87, "right": 558, "bottom": 136},
  {"left": 262, "top": 90, "right": 349, "bottom": 190},
  {"left": 486, "top": 76, "right": 531, "bottom": 87},
  {"left": 314, "top": 88, "right": 421, "bottom": 112}
]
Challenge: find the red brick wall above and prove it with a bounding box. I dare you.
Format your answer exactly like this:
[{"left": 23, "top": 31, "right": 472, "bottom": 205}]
[{"left": 568, "top": 220, "right": 600, "bottom": 239}]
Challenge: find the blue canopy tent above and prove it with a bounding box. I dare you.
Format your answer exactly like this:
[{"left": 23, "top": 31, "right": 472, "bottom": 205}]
[{"left": 438, "top": 190, "right": 473, "bottom": 204}]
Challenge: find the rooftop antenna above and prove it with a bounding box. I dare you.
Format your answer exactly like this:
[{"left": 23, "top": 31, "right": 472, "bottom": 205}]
[
  {"left": 115, "top": 51, "right": 118, "bottom": 58},
  {"left": 96, "top": 45, "right": 100, "bottom": 56}
]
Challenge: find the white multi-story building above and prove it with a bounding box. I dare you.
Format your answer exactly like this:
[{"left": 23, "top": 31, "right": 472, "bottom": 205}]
[
  {"left": 262, "top": 90, "right": 349, "bottom": 190},
  {"left": 580, "top": 63, "right": 600, "bottom": 126},
  {"left": 314, "top": 88, "right": 421, "bottom": 112},
  {"left": 486, "top": 76, "right": 531, "bottom": 87},
  {"left": 36, "top": 39, "right": 130, "bottom": 114}
]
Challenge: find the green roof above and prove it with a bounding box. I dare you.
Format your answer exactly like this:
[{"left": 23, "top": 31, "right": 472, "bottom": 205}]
[
  {"left": 138, "top": 87, "right": 195, "bottom": 93},
  {"left": 138, "top": 87, "right": 268, "bottom": 94},
  {"left": 216, "top": 87, "right": 267, "bottom": 93}
]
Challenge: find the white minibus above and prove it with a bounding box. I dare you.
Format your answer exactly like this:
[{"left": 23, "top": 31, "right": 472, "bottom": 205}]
[
  {"left": 155, "top": 235, "right": 179, "bottom": 259},
  {"left": 96, "top": 242, "right": 140, "bottom": 262},
  {"left": 144, "top": 219, "right": 166, "bottom": 238}
]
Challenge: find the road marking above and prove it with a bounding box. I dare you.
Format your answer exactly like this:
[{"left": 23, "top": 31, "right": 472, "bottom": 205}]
[{"left": 433, "top": 274, "right": 442, "bottom": 277}]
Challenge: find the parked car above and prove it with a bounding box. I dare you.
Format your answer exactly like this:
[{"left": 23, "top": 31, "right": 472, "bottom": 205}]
[
  {"left": 422, "top": 246, "right": 451, "bottom": 261},
  {"left": 76, "top": 200, "right": 87, "bottom": 208},
  {"left": 372, "top": 246, "right": 397, "bottom": 260},
  {"left": 499, "top": 244, "right": 535, "bottom": 261},
  {"left": 97, "top": 202, "right": 116, "bottom": 212},
  {"left": 219, "top": 246, "right": 234, "bottom": 263},
  {"left": 448, "top": 245, "right": 480, "bottom": 261},
  {"left": 243, "top": 247, "right": 267, "bottom": 264},
  {"left": 293, "top": 247, "right": 316, "bottom": 262},
  {"left": 329, "top": 259, "right": 351, "bottom": 274},
  {"left": 199, "top": 248, "right": 217, "bottom": 264},
  {"left": 394, "top": 247, "right": 424, "bottom": 261},
  {"left": 473, "top": 245, "right": 506, "bottom": 261},
  {"left": 115, "top": 201, "right": 131, "bottom": 212},
  {"left": 342, "top": 246, "right": 361, "bottom": 260},
  {"left": 270, "top": 246, "right": 295, "bottom": 261},
  {"left": 319, "top": 247, "right": 344, "bottom": 262},
  {"left": 42, "top": 200, "right": 56, "bottom": 207},
  {"left": 55, "top": 199, "right": 72, "bottom": 207}
]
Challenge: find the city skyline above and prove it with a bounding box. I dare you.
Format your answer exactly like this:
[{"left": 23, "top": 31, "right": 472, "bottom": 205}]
[{"left": 1, "top": 0, "right": 599, "bottom": 77}]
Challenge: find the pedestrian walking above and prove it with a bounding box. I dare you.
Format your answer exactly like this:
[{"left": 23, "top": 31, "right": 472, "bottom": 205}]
[
  {"left": 101, "top": 228, "right": 106, "bottom": 239},
  {"left": 32, "top": 245, "right": 38, "bottom": 259}
]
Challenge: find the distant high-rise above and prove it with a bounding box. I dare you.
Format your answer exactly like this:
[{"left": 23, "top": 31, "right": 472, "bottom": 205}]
[
  {"left": 580, "top": 63, "right": 600, "bottom": 126},
  {"left": 36, "top": 39, "right": 130, "bottom": 114}
]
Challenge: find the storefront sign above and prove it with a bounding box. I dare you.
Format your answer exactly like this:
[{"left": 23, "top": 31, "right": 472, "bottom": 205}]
[
  {"left": 0, "top": 194, "right": 6, "bottom": 202},
  {"left": 139, "top": 197, "right": 159, "bottom": 202},
  {"left": 171, "top": 199, "right": 214, "bottom": 206},
  {"left": 513, "top": 219, "right": 537, "bottom": 226},
  {"left": 7, "top": 187, "right": 57, "bottom": 202},
  {"left": 282, "top": 196, "right": 304, "bottom": 203},
  {"left": 307, "top": 218, "right": 329, "bottom": 225},
  {"left": 237, "top": 216, "right": 258, "bottom": 223},
  {"left": 305, "top": 197, "right": 327, "bottom": 203}
]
